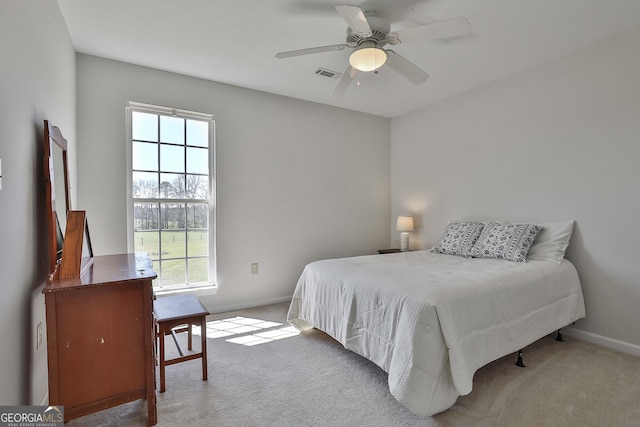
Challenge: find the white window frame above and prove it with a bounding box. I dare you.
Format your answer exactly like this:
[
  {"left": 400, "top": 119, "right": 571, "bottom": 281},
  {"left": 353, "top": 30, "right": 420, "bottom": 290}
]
[{"left": 125, "top": 101, "right": 216, "bottom": 294}]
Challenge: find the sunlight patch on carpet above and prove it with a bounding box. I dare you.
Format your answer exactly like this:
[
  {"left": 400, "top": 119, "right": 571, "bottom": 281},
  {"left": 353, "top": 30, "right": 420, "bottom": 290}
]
[{"left": 191, "top": 316, "right": 300, "bottom": 346}]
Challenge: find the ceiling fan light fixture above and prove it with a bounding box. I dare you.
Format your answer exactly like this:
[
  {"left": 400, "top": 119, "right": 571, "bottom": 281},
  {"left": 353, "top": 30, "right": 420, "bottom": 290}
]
[{"left": 349, "top": 44, "right": 387, "bottom": 72}]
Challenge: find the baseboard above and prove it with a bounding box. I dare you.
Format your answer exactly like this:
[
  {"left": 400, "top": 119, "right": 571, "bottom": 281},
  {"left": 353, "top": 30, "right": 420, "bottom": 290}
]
[
  {"left": 207, "top": 295, "right": 293, "bottom": 315},
  {"left": 564, "top": 326, "right": 640, "bottom": 358}
]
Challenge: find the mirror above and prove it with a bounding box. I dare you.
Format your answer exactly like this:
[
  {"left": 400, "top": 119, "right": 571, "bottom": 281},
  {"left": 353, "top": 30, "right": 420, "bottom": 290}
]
[
  {"left": 45, "top": 120, "right": 70, "bottom": 275},
  {"left": 45, "top": 120, "right": 93, "bottom": 279},
  {"left": 52, "top": 134, "right": 70, "bottom": 259}
]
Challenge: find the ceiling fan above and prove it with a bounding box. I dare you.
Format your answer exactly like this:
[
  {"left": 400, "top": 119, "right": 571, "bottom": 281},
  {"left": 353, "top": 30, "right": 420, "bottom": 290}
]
[{"left": 275, "top": 5, "right": 470, "bottom": 97}]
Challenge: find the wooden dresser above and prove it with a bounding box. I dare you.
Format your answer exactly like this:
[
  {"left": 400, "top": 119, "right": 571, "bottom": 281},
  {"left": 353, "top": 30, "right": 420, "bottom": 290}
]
[{"left": 43, "top": 254, "right": 157, "bottom": 425}]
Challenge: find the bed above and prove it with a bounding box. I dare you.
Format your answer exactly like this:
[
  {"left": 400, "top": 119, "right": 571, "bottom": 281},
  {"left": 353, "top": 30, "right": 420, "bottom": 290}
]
[{"left": 287, "top": 221, "right": 586, "bottom": 417}]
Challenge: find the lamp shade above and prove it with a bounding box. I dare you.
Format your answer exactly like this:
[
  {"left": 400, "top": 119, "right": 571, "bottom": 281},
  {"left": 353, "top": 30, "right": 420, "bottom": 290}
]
[
  {"left": 396, "top": 216, "right": 414, "bottom": 232},
  {"left": 349, "top": 44, "right": 387, "bottom": 72}
]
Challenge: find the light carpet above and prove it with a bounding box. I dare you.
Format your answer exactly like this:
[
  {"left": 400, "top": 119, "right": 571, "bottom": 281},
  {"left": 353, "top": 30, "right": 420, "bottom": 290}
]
[{"left": 68, "top": 302, "right": 640, "bottom": 426}]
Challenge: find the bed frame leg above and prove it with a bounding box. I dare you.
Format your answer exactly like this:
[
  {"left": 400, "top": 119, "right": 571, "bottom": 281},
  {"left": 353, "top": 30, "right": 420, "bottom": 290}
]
[
  {"left": 556, "top": 329, "right": 564, "bottom": 342},
  {"left": 515, "top": 350, "right": 525, "bottom": 368}
]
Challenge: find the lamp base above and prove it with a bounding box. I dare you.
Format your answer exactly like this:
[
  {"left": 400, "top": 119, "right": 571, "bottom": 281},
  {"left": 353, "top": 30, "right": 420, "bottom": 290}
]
[{"left": 400, "top": 232, "right": 409, "bottom": 252}]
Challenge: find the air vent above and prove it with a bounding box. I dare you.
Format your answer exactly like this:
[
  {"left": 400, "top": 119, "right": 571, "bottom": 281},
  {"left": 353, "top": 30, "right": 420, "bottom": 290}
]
[{"left": 315, "top": 67, "right": 341, "bottom": 79}]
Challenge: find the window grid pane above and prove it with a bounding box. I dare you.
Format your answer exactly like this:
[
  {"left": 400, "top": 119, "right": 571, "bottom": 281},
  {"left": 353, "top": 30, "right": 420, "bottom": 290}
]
[
  {"left": 160, "top": 116, "right": 185, "bottom": 145},
  {"left": 186, "top": 147, "right": 208, "bottom": 175},
  {"left": 186, "top": 119, "right": 209, "bottom": 147},
  {"left": 132, "top": 172, "right": 159, "bottom": 198},
  {"left": 159, "top": 173, "right": 185, "bottom": 199},
  {"left": 132, "top": 112, "right": 158, "bottom": 142},
  {"left": 160, "top": 259, "right": 186, "bottom": 287},
  {"left": 160, "top": 144, "right": 185, "bottom": 173},
  {"left": 188, "top": 258, "right": 209, "bottom": 284},
  {"left": 133, "top": 141, "right": 159, "bottom": 171}
]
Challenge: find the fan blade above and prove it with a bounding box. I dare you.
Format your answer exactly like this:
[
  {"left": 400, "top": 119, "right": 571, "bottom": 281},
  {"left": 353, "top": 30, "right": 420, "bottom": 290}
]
[
  {"left": 331, "top": 64, "right": 358, "bottom": 98},
  {"left": 335, "top": 5, "right": 372, "bottom": 37},
  {"left": 284, "top": 1, "right": 425, "bottom": 24},
  {"left": 388, "top": 17, "right": 470, "bottom": 45},
  {"left": 385, "top": 50, "right": 429, "bottom": 85},
  {"left": 275, "top": 44, "right": 349, "bottom": 58}
]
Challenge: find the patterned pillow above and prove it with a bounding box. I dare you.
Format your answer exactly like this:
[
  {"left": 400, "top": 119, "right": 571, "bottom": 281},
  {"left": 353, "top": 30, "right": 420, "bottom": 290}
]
[
  {"left": 432, "top": 221, "right": 485, "bottom": 257},
  {"left": 471, "top": 222, "right": 543, "bottom": 262}
]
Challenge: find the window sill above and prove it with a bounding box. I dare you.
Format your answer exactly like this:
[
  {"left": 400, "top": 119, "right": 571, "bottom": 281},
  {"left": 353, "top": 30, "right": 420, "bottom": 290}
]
[{"left": 154, "top": 284, "right": 218, "bottom": 297}]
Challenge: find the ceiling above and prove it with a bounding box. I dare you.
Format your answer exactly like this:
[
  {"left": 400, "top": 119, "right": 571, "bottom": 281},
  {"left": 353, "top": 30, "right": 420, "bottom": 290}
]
[{"left": 57, "top": 0, "right": 640, "bottom": 118}]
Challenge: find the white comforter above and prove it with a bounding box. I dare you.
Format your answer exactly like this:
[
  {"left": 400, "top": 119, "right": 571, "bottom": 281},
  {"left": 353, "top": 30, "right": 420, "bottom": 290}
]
[{"left": 287, "top": 250, "right": 585, "bottom": 417}]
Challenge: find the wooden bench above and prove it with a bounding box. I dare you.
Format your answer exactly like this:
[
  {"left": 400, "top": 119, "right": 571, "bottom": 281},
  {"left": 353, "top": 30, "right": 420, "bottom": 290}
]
[{"left": 153, "top": 294, "right": 210, "bottom": 393}]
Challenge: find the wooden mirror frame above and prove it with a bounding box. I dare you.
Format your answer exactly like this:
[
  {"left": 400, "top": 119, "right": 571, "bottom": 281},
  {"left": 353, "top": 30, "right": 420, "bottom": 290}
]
[
  {"left": 44, "top": 120, "right": 71, "bottom": 276},
  {"left": 44, "top": 120, "right": 93, "bottom": 280}
]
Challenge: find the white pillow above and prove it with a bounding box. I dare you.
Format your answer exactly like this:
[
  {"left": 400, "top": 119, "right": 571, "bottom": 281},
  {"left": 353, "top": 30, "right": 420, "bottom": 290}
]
[{"left": 526, "top": 220, "right": 575, "bottom": 264}]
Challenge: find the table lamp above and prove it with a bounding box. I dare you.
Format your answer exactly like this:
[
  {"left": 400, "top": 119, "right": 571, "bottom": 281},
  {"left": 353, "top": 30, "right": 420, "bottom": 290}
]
[{"left": 396, "top": 216, "right": 414, "bottom": 252}]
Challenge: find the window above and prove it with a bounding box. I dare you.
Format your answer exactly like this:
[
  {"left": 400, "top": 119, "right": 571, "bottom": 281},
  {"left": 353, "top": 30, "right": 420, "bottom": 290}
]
[{"left": 126, "top": 101, "right": 215, "bottom": 292}]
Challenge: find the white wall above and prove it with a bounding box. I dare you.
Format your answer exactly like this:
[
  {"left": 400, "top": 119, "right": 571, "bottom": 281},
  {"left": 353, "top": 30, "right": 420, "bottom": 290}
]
[
  {"left": 76, "top": 54, "right": 391, "bottom": 312},
  {"left": 0, "top": 1, "right": 76, "bottom": 404},
  {"left": 391, "top": 28, "right": 640, "bottom": 353}
]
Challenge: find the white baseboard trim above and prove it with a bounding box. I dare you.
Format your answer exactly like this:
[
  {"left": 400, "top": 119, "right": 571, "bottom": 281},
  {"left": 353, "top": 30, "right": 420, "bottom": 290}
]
[
  {"left": 207, "top": 295, "right": 293, "bottom": 315},
  {"left": 564, "top": 326, "right": 640, "bottom": 358}
]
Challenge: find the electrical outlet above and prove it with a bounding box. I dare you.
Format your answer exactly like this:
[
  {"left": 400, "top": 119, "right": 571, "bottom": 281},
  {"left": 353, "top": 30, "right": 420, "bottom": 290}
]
[
  {"left": 36, "top": 322, "right": 43, "bottom": 350},
  {"left": 251, "top": 263, "right": 258, "bottom": 274}
]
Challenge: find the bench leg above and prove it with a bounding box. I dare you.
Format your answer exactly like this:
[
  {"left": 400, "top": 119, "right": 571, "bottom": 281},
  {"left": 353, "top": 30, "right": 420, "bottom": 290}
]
[
  {"left": 201, "top": 315, "right": 208, "bottom": 381},
  {"left": 157, "top": 317, "right": 208, "bottom": 390},
  {"left": 159, "top": 326, "right": 166, "bottom": 393}
]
